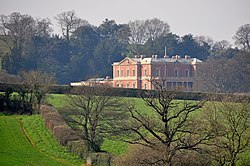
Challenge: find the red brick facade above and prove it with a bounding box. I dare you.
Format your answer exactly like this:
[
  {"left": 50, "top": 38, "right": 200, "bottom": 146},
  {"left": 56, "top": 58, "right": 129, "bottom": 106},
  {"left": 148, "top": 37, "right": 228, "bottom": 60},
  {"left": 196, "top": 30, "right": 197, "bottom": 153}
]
[{"left": 112, "top": 55, "right": 202, "bottom": 91}]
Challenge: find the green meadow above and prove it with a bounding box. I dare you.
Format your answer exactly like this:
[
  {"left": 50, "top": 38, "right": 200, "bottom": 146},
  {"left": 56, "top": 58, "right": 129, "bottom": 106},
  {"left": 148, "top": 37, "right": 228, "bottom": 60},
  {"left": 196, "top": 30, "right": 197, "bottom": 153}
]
[
  {"left": 46, "top": 93, "right": 250, "bottom": 164},
  {"left": 1, "top": 93, "right": 248, "bottom": 165},
  {"left": 0, "top": 115, "right": 82, "bottom": 166}
]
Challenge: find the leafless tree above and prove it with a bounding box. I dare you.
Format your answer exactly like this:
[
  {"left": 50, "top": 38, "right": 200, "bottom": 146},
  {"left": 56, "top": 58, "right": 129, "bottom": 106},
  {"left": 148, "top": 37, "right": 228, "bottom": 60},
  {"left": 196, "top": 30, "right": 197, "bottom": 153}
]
[
  {"left": 233, "top": 24, "right": 250, "bottom": 51},
  {"left": 120, "top": 80, "right": 216, "bottom": 165},
  {"left": 61, "top": 85, "right": 128, "bottom": 153},
  {"left": 0, "top": 12, "right": 52, "bottom": 73},
  {"left": 55, "top": 10, "right": 89, "bottom": 41},
  {"left": 115, "top": 143, "right": 211, "bottom": 166},
  {"left": 144, "top": 18, "right": 170, "bottom": 41},
  {"left": 202, "top": 96, "right": 250, "bottom": 166},
  {"left": 213, "top": 40, "right": 232, "bottom": 51},
  {"left": 19, "top": 70, "right": 56, "bottom": 113},
  {"left": 197, "top": 51, "right": 250, "bottom": 93},
  {"left": 129, "top": 18, "right": 170, "bottom": 45},
  {"left": 128, "top": 19, "right": 147, "bottom": 45},
  {"left": 36, "top": 18, "right": 53, "bottom": 37},
  {"left": 195, "top": 35, "right": 214, "bottom": 48},
  {"left": 0, "top": 70, "right": 20, "bottom": 83}
]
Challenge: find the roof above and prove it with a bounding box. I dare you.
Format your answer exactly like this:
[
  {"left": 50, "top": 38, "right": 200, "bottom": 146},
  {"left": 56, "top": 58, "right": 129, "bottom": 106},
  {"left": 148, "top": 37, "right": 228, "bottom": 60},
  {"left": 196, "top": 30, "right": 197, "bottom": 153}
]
[{"left": 113, "top": 56, "right": 202, "bottom": 65}]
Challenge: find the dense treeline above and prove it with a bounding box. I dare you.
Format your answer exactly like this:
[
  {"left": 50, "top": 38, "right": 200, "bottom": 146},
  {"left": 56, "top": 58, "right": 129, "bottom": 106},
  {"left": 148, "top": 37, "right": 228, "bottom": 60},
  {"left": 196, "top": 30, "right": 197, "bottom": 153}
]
[{"left": 0, "top": 11, "right": 249, "bottom": 92}]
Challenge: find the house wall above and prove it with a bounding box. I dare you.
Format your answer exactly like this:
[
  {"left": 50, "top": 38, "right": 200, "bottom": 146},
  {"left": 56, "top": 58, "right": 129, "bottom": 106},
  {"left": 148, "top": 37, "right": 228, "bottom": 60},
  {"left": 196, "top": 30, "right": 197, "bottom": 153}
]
[{"left": 113, "top": 56, "right": 201, "bottom": 91}]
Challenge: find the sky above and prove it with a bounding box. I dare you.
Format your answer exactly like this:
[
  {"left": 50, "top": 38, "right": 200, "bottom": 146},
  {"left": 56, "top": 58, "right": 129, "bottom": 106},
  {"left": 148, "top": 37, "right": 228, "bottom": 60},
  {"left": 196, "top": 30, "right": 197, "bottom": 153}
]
[{"left": 1, "top": 0, "right": 250, "bottom": 44}]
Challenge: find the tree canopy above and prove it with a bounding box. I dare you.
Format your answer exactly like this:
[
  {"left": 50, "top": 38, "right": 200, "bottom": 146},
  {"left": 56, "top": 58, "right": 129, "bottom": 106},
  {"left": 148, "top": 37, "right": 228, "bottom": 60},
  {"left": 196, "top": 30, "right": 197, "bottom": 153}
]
[{"left": 0, "top": 11, "right": 249, "bottom": 93}]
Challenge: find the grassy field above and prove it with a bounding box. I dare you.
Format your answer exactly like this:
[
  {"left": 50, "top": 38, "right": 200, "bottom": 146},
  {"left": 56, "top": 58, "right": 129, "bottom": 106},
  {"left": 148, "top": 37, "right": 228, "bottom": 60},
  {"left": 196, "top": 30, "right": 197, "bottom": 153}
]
[
  {"left": 46, "top": 93, "right": 250, "bottom": 164},
  {"left": 0, "top": 115, "right": 83, "bottom": 166}
]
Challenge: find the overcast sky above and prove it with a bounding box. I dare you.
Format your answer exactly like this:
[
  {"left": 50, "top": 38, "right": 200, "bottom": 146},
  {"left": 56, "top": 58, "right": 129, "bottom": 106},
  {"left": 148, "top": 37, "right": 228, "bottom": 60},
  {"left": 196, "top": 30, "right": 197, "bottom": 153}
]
[{"left": 1, "top": 0, "right": 250, "bottom": 44}]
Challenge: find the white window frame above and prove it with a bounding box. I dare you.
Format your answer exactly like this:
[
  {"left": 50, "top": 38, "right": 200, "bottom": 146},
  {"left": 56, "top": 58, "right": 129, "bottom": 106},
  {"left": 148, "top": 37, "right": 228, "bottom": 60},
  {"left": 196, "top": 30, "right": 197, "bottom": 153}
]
[
  {"left": 127, "top": 82, "right": 130, "bottom": 88},
  {"left": 156, "top": 68, "right": 160, "bottom": 77},
  {"left": 127, "top": 69, "right": 129, "bottom": 77},
  {"left": 185, "top": 69, "right": 189, "bottom": 78},
  {"left": 132, "top": 69, "right": 136, "bottom": 76},
  {"left": 174, "top": 68, "right": 179, "bottom": 78},
  {"left": 121, "top": 70, "right": 124, "bottom": 77},
  {"left": 133, "top": 83, "right": 136, "bottom": 88}
]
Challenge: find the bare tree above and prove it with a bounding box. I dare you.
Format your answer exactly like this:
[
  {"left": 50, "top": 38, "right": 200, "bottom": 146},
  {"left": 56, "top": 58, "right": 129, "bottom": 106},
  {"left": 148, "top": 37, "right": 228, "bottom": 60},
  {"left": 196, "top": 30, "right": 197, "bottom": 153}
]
[
  {"left": 145, "top": 18, "right": 170, "bottom": 41},
  {"left": 36, "top": 18, "right": 53, "bottom": 37},
  {"left": 61, "top": 86, "right": 127, "bottom": 153},
  {"left": 197, "top": 58, "right": 230, "bottom": 93},
  {"left": 120, "top": 81, "right": 216, "bottom": 165},
  {"left": 19, "top": 70, "right": 56, "bottom": 113},
  {"left": 233, "top": 24, "right": 250, "bottom": 51},
  {"left": 0, "top": 12, "right": 36, "bottom": 73},
  {"left": 55, "top": 10, "right": 89, "bottom": 41},
  {"left": 115, "top": 143, "right": 211, "bottom": 166},
  {"left": 195, "top": 35, "right": 214, "bottom": 48},
  {"left": 0, "top": 12, "right": 52, "bottom": 73},
  {"left": 203, "top": 96, "right": 250, "bottom": 166},
  {"left": 213, "top": 40, "right": 232, "bottom": 51},
  {"left": 129, "top": 18, "right": 170, "bottom": 45},
  {"left": 197, "top": 51, "right": 250, "bottom": 93}
]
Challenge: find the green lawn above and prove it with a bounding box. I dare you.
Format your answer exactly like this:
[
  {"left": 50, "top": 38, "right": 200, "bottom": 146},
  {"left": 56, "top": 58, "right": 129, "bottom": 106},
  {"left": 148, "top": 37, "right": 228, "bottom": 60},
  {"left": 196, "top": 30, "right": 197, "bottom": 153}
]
[{"left": 0, "top": 115, "right": 83, "bottom": 166}]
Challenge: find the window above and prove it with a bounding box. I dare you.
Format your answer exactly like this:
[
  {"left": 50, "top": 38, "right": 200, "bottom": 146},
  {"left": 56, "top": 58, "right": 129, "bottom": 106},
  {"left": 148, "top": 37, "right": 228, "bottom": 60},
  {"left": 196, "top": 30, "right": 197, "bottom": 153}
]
[
  {"left": 165, "top": 69, "right": 168, "bottom": 77},
  {"left": 162, "top": 81, "right": 165, "bottom": 87},
  {"left": 185, "top": 69, "right": 189, "bottom": 78},
  {"left": 116, "top": 84, "right": 119, "bottom": 87},
  {"left": 127, "top": 69, "right": 129, "bottom": 77},
  {"left": 144, "top": 83, "right": 147, "bottom": 89},
  {"left": 132, "top": 69, "right": 136, "bottom": 76},
  {"left": 188, "top": 82, "right": 193, "bottom": 89},
  {"left": 121, "top": 70, "right": 124, "bottom": 77},
  {"left": 167, "top": 82, "right": 172, "bottom": 89},
  {"left": 133, "top": 83, "right": 136, "bottom": 88},
  {"left": 144, "top": 69, "right": 147, "bottom": 77},
  {"left": 127, "top": 83, "right": 130, "bottom": 88},
  {"left": 156, "top": 69, "right": 160, "bottom": 77},
  {"left": 117, "top": 70, "right": 119, "bottom": 77},
  {"left": 174, "top": 68, "right": 178, "bottom": 77},
  {"left": 121, "top": 84, "right": 124, "bottom": 88}
]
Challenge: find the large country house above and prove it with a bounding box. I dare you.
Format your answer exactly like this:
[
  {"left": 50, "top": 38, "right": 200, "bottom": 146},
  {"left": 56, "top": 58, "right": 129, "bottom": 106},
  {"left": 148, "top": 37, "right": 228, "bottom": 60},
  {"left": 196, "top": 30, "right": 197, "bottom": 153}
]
[{"left": 112, "top": 55, "right": 202, "bottom": 91}]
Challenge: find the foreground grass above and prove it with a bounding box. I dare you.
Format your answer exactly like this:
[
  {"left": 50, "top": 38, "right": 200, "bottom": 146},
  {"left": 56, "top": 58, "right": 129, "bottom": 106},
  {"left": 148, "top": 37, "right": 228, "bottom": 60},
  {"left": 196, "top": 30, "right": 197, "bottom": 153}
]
[
  {"left": 20, "top": 115, "right": 83, "bottom": 165},
  {"left": 0, "top": 115, "right": 82, "bottom": 166}
]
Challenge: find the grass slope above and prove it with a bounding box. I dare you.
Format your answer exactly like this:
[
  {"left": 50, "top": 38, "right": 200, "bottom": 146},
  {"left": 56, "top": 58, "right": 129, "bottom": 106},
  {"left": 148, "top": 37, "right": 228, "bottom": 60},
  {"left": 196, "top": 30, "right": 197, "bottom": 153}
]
[{"left": 0, "top": 115, "right": 82, "bottom": 166}]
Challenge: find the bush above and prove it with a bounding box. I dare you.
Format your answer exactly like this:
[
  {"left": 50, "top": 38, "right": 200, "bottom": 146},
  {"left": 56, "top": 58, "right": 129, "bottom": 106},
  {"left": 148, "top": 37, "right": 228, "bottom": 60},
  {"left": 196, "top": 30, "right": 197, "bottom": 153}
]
[
  {"left": 0, "top": 92, "right": 32, "bottom": 115},
  {"left": 40, "top": 105, "right": 81, "bottom": 146},
  {"left": 53, "top": 125, "right": 80, "bottom": 146},
  {"left": 67, "top": 140, "right": 88, "bottom": 158},
  {"left": 87, "top": 152, "right": 112, "bottom": 166}
]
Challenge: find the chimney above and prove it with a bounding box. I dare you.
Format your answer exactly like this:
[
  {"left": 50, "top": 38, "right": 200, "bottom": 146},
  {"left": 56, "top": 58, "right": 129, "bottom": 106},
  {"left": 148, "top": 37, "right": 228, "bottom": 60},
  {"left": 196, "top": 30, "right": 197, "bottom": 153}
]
[
  {"left": 164, "top": 55, "right": 169, "bottom": 58},
  {"left": 140, "top": 55, "right": 145, "bottom": 60},
  {"left": 185, "top": 55, "right": 191, "bottom": 59}
]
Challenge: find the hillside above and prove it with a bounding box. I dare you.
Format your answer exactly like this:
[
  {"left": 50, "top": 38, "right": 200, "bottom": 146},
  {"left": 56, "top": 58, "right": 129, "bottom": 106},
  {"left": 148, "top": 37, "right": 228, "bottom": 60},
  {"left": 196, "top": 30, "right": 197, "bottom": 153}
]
[{"left": 0, "top": 115, "right": 82, "bottom": 166}]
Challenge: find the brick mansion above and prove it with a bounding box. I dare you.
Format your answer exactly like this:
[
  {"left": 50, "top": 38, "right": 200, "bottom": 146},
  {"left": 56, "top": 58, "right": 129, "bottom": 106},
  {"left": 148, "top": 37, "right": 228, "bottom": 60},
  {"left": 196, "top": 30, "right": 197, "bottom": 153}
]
[
  {"left": 112, "top": 55, "right": 202, "bottom": 91},
  {"left": 71, "top": 54, "right": 202, "bottom": 91}
]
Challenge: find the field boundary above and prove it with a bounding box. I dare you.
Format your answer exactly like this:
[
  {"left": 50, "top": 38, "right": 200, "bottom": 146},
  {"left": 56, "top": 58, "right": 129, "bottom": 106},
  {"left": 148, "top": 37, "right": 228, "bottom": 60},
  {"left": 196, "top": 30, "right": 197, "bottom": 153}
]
[{"left": 16, "top": 117, "right": 77, "bottom": 166}]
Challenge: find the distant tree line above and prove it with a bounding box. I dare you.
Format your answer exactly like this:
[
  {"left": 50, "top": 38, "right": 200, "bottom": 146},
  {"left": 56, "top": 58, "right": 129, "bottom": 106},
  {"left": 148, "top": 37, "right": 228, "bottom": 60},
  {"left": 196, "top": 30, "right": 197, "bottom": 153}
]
[{"left": 0, "top": 11, "right": 249, "bottom": 92}]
